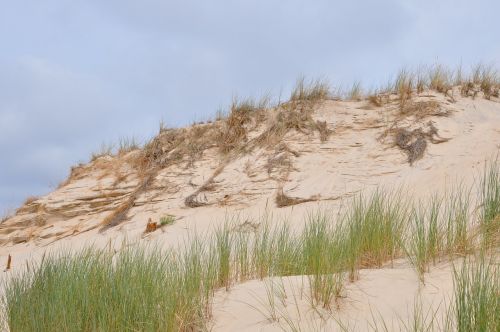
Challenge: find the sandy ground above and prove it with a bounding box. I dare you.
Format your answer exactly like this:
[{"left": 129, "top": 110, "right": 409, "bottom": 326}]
[{"left": 0, "top": 89, "right": 499, "bottom": 330}]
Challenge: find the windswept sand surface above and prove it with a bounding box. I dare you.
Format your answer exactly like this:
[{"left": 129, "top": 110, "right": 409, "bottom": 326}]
[
  {"left": 211, "top": 260, "right": 455, "bottom": 331},
  {"left": 1, "top": 89, "right": 499, "bottom": 330}
]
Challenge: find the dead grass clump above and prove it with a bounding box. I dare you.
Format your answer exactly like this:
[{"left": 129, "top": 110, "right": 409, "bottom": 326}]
[
  {"left": 368, "top": 94, "right": 384, "bottom": 107},
  {"left": 265, "top": 143, "right": 299, "bottom": 178},
  {"left": 185, "top": 193, "right": 209, "bottom": 208},
  {"left": 290, "top": 77, "right": 330, "bottom": 102},
  {"left": 215, "top": 98, "right": 257, "bottom": 154},
  {"left": 140, "top": 96, "right": 270, "bottom": 170},
  {"left": 254, "top": 101, "right": 331, "bottom": 148},
  {"left": 393, "top": 123, "right": 449, "bottom": 165},
  {"left": 100, "top": 173, "right": 155, "bottom": 229},
  {"left": 315, "top": 120, "right": 332, "bottom": 142},
  {"left": 101, "top": 198, "right": 134, "bottom": 228},
  {"left": 23, "top": 196, "right": 39, "bottom": 205},
  {"left": 395, "top": 129, "right": 428, "bottom": 165},
  {"left": 140, "top": 123, "right": 219, "bottom": 170},
  {"left": 275, "top": 189, "right": 318, "bottom": 208},
  {"left": 184, "top": 164, "right": 226, "bottom": 208},
  {"left": 399, "top": 101, "right": 448, "bottom": 119}
]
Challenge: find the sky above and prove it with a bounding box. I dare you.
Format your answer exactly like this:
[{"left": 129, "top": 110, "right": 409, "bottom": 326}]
[{"left": 1, "top": 0, "right": 499, "bottom": 214}]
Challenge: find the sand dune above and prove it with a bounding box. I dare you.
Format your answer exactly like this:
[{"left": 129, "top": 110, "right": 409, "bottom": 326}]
[{"left": 1, "top": 84, "right": 499, "bottom": 330}]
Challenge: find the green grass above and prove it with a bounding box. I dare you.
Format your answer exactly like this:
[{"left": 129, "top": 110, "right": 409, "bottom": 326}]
[
  {"left": 339, "top": 190, "right": 409, "bottom": 280},
  {"left": 368, "top": 256, "right": 499, "bottom": 332},
  {"left": 3, "top": 246, "right": 216, "bottom": 331},
  {"left": 406, "top": 202, "right": 438, "bottom": 280},
  {"left": 450, "top": 257, "right": 500, "bottom": 332},
  {"left": 290, "top": 77, "right": 330, "bottom": 102},
  {"left": 444, "top": 185, "right": 471, "bottom": 255},
  {"left": 479, "top": 159, "right": 500, "bottom": 247},
  {"left": 369, "top": 299, "right": 442, "bottom": 332},
  {"left": 159, "top": 215, "right": 175, "bottom": 226}
]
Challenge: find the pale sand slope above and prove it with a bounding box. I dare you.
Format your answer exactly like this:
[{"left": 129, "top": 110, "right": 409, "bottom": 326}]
[
  {"left": 0, "top": 88, "right": 499, "bottom": 330},
  {"left": 211, "top": 260, "right": 456, "bottom": 331}
]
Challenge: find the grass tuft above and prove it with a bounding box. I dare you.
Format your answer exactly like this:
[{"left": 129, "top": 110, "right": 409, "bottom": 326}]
[
  {"left": 479, "top": 159, "right": 500, "bottom": 247},
  {"left": 290, "top": 77, "right": 330, "bottom": 102},
  {"left": 449, "top": 257, "right": 499, "bottom": 332}
]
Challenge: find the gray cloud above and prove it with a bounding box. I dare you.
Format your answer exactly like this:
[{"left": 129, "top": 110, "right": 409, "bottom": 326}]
[{"left": 1, "top": 0, "right": 499, "bottom": 213}]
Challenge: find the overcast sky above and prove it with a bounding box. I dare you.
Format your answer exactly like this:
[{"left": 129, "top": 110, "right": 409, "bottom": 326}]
[{"left": 1, "top": 0, "right": 499, "bottom": 213}]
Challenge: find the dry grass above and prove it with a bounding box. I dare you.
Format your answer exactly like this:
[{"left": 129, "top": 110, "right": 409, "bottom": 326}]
[
  {"left": 100, "top": 172, "right": 155, "bottom": 229},
  {"left": 275, "top": 189, "right": 318, "bottom": 208},
  {"left": 347, "top": 82, "right": 362, "bottom": 101},
  {"left": 364, "top": 63, "right": 499, "bottom": 110},
  {"left": 252, "top": 101, "right": 331, "bottom": 149},
  {"left": 395, "top": 69, "right": 414, "bottom": 111},
  {"left": 399, "top": 100, "right": 448, "bottom": 119},
  {"left": 51, "top": 63, "right": 500, "bottom": 228},
  {"left": 428, "top": 64, "right": 453, "bottom": 95},
  {"left": 315, "top": 120, "right": 332, "bottom": 142},
  {"left": 394, "top": 129, "right": 428, "bottom": 165},
  {"left": 90, "top": 142, "right": 114, "bottom": 162},
  {"left": 117, "top": 137, "right": 140, "bottom": 155},
  {"left": 290, "top": 77, "right": 330, "bottom": 102},
  {"left": 215, "top": 97, "right": 268, "bottom": 155},
  {"left": 185, "top": 164, "right": 226, "bottom": 208},
  {"left": 367, "top": 94, "right": 385, "bottom": 107},
  {"left": 393, "top": 123, "right": 449, "bottom": 165},
  {"left": 23, "top": 196, "right": 39, "bottom": 205},
  {"left": 0, "top": 212, "right": 12, "bottom": 224}
]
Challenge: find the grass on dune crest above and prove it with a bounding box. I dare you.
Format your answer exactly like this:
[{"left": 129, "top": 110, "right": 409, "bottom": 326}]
[
  {"left": 85, "top": 63, "right": 499, "bottom": 169},
  {"left": 3, "top": 161, "right": 500, "bottom": 331}
]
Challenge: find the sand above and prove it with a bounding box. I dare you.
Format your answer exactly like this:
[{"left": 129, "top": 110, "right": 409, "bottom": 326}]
[{"left": 0, "top": 87, "right": 499, "bottom": 330}]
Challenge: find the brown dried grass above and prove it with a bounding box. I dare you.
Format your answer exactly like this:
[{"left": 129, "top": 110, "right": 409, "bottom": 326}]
[
  {"left": 23, "top": 196, "right": 39, "bottom": 205},
  {"left": 393, "top": 122, "right": 450, "bottom": 165},
  {"left": 290, "top": 77, "right": 330, "bottom": 102},
  {"left": 184, "top": 164, "right": 226, "bottom": 208},
  {"left": 275, "top": 189, "right": 318, "bottom": 208},
  {"left": 399, "top": 100, "right": 449, "bottom": 119}
]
